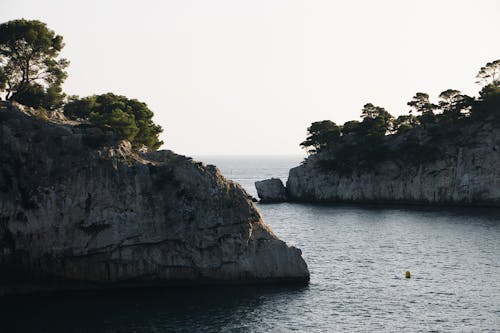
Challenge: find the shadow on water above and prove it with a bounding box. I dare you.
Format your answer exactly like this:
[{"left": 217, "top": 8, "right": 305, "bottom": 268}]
[
  {"left": 0, "top": 284, "right": 308, "bottom": 333},
  {"left": 258, "top": 202, "right": 500, "bottom": 225}
]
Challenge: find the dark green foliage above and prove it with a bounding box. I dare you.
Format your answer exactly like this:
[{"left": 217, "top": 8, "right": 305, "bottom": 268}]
[
  {"left": 300, "top": 120, "right": 341, "bottom": 153},
  {"left": 476, "top": 60, "right": 500, "bottom": 86},
  {"left": 303, "top": 104, "right": 393, "bottom": 173},
  {"left": 303, "top": 59, "right": 500, "bottom": 174},
  {"left": 9, "top": 84, "right": 46, "bottom": 108},
  {"left": 359, "top": 103, "right": 394, "bottom": 137},
  {"left": 302, "top": 104, "right": 393, "bottom": 174},
  {"left": 407, "top": 92, "right": 436, "bottom": 125},
  {"left": 63, "top": 95, "right": 96, "bottom": 120},
  {"left": 472, "top": 83, "right": 500, "bottom": 119},
  {"left": 472, "top": 59, "right": 500, "bottom": 119},
  {"left": 437, "top": 89, "right": 473, "bottom": 122},
  {"left": 360, "top": 103, "right": 391, "bottom": 120},
  {"left": 318, "top": 141, "right": 391, "bottom": 174},
  {"left": 90, "top": 106, "right": 139, "bottom": 143},
  {"left": 64, "top": 93, "right": 164, "bottom": 151},
  {"left": 397, "top": 134, "right": 442, "bottom": 164},
  {"left": 0, "top": 19, "right": 68, "bottom": 109},
  {"left": 394, "top": 114, "right": 418, "bottom": 133},
  {"left": 341, "top": 120, "right": 361, "bottom": 136},
  {"left": 9, "top": 83, "right": 65, "bottom": 110}
]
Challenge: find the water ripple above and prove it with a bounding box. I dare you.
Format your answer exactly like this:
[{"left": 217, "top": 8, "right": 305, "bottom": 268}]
[{"left": 2, "top": 156, "right": 499, "bottom": 332}]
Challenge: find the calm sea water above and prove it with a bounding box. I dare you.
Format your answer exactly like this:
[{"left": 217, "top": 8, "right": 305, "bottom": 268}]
[{"left": 2, "top": 156, "right": 500, "bottom": 332}]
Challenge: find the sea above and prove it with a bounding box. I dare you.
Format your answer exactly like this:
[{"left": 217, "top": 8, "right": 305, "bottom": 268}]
[{"left": 2, "top": 155, "right": 500, "bottom": 332}]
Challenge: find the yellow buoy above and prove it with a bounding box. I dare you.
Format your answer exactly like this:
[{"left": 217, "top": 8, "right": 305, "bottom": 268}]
[{"left": 405, "top": 271, "right": 411, "bottom": 278}]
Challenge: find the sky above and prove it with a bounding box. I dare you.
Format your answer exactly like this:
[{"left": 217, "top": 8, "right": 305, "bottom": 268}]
[{"left": 2, "top": 0, "right": 500, "bottom": 156}]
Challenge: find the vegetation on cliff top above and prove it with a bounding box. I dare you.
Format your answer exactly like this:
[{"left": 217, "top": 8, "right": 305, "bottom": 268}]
[
  {"left": 64, "top": 93, "right": 163, "bottom": 151},
  {"left": 0, "top": 19, "right": 68, "bottom": 110},
  {"left": 301, "top": 60, "right": 500, "bottom": 173},
  {"left": 0, "top": 19, "right": 163, "bottom": 151}
]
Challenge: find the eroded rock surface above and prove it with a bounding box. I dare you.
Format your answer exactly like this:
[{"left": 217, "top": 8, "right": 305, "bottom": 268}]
[
  {"left": 255, "top": 178, "right": 287, "bottom": 203},
  {"left": 286, "top": 121, "right": 500, "bottom": 206},
  {"left": 0, "top": 103, "right": 309, "bottom": 294}
]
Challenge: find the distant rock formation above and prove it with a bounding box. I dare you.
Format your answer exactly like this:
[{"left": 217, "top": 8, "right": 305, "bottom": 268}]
[
  {"left": 0, "top": 102, "right": 309, "bottom": 294},
  {"left": 287, "top": 123, "right": 500, "bottom": 205},
  {"left": 257, "top": 120, "right": 500, "bottom": 206},
  {"left": 255, "top": 178, "right": 287, "bottom": 203}
]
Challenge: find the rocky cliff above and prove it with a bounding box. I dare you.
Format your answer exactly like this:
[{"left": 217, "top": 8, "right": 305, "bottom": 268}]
[
  {"left": 275, "top": 120, "right": 500, "bottom": 206},
  {"left": 0, "top": 103, "right": 309, "bottom": 294}
]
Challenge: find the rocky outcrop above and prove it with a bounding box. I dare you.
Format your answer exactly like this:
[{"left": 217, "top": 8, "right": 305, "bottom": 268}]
[
  {"left": 286, "top": 120, "right": 500, "bottom": 206},
  {"left": 0, "top": 103, "right": 309, "bottom": 294},
  {"left": 255, "top": 178, "right": 287, "bottom": 203}
]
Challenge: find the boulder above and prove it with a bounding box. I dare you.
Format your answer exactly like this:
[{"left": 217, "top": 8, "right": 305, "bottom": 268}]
[{"left": 255, "top": 178, "right": 288, "bottom": 203}]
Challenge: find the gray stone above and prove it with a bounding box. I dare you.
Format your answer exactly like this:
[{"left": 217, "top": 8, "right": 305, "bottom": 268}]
[
  {"left": 286, "top": 121, "right": 500, "bottom": 206},
  {"left": 0, "top": 104, "right": 309, "bottom": 294},
  {"left": 255, "top": 178, "right": 287, "bottom": 203}
]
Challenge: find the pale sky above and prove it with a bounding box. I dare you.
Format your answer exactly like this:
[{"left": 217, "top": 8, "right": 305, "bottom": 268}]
[{"left": 2, "top": 0, "right": 499, "bottom": 155}]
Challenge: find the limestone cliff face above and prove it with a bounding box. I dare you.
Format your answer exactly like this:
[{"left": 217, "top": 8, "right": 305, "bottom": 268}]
[
  {"left": 0, "top": 103, "right": 309, "bottom": 293},
  {"left": 287, "top": 121, "right": 500, "bottom": 205}
]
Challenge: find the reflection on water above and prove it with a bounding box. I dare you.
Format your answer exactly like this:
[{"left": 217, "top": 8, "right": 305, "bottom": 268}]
[
  {"left": 259, "top": 203, "right": 500, "bottom": 332},
  {"left": 1, "top": 285, "right": 307, "bottom": 333},
  {"left": 3, "top": 204, "right": 499, "bottom": 332},
  {"left": 2, "top": 156, "right": 500, "bottom": 332}
]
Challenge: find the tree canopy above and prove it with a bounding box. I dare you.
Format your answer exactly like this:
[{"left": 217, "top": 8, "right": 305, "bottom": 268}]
[
  {"left": 300, "top": 120, "right": 341, "bottom": 153},
  {"left": 0, "top": 19, "right": 68, "bottom": 109},
  {"left": 476, "top": 60, "right": 500, "bottom": 86},
  {"left": 64, "top": 93, "right": 164, "bottom": 151},
  {"left": 359, "top": 103, "right": 393, "bottom": 138},
  {"left": 0, "top": 19, "right": 166, "bottom": 152},
  {"left": 301, "top": 59, "right": 500, "bottom": 173},
  {"left": 438, "top": 89, "right": 473, "bottom": 121},
  {"left": 407, "top": 92, "right": 436, "bottom": 125},
  {"left": 393, "top": 114, "right": 418, "bottom": 133},
  {"left": 472, "top": 60, "right": 500, "bottom": 119}
]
